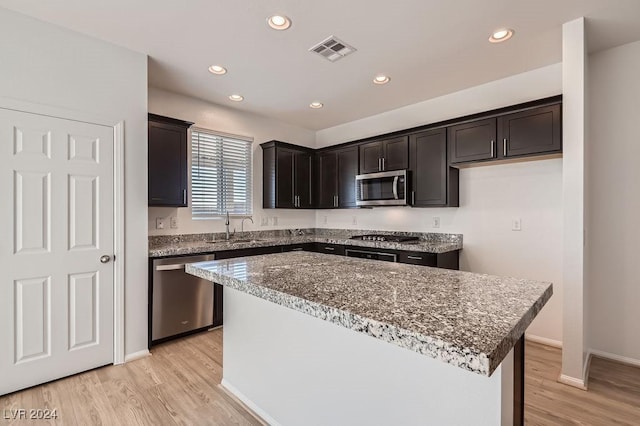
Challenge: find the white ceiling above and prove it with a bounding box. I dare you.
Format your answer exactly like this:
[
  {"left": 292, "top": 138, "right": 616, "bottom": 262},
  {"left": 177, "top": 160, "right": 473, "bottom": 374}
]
[{"left": 2, "top": 0, "right": 640, "bottom": 130}]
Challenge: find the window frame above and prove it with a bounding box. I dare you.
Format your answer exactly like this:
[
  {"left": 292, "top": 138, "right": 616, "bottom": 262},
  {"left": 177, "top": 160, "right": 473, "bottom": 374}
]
[{"left": 190, "top": 127, "right": 253, "bottom": 219}]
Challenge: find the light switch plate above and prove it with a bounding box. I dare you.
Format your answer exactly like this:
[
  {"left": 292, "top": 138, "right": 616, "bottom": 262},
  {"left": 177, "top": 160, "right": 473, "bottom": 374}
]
[
  {"left": 352, "top": 216, "right": 357, "bottom": 225},
  {"left": 261, "top": 217, "right": 268, "bottom": 226},
  {"left": 432, "top": 217, "right": 440, "bottom": 228},
  {"left": 272, "top": 216, "right": 278, "bottom": 226},
  {"left": 156, "top": 217, "right": 165, "bottom": 229},
  {"left": 170, "top": 216, "right": 178, "bottom": 229}
]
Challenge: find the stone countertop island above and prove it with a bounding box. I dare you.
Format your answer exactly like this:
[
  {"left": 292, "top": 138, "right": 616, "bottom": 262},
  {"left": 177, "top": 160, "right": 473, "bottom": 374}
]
[{"left": 187, "top": 252, "right": 552, "bottom": 425}]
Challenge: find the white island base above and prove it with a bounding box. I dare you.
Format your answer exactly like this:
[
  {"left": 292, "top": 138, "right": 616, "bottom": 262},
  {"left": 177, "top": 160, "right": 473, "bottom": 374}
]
[{"left": 221, "top": 288, "right": 516, "bottom": 426}]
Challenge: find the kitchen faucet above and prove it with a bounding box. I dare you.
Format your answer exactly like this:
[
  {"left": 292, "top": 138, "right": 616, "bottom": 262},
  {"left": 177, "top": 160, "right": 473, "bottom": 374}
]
[
  {"left": 241, "top": 217, "right": 254, "bottom": 236},
  {"left": 225, "top": 211, "right": 231, "bottom": 240}
]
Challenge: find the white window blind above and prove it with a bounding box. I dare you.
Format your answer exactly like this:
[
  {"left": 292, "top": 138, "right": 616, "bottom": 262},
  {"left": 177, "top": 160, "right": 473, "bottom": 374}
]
[{"left": 191, "top": 129, "right": 253, "bottom": 218}]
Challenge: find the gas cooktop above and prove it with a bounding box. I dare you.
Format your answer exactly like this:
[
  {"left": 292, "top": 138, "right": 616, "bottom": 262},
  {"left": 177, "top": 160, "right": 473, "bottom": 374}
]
[{"left": 350, "top": 234, "right": 419, "bottom": 243}]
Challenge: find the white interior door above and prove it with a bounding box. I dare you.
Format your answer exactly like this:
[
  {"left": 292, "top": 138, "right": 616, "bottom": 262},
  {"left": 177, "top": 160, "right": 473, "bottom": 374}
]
[{"left": 0, "top": 108, "right": 114, "bottom": 395}]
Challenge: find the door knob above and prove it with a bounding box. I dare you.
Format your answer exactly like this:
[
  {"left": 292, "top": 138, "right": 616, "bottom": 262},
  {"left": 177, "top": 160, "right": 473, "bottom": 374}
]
[{"left": 100, "top": 255, "right": 112, "bottom": 264}]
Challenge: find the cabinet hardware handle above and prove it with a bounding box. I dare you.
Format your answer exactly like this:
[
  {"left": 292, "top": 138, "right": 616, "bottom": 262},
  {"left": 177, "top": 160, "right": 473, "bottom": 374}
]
[
  {"left": 491, "top": 140, "right": 495, "bottom": 157},
  {"left": 183, "top": 189, "right": 187, "bottom": 204},
  {"left": 324, "top": 247, "right": 335, "bottom": 251},
  {"left": 382, "top": 157, "right": 385, "bottom": 171},
  {"left": 407, "top": 256, "right": 423, "bottom": 260},
  {"left": 335, "top": 195, "right": 339, "bottom": 207},
  {"left": 412, "top": 191, "right": 415, "bottom": 205},
  {"left": 503, "top": 138, "right": 507, "bottom": 156},
  {"left": 378, "top": 158, "right": 381, "bottom": 171}
]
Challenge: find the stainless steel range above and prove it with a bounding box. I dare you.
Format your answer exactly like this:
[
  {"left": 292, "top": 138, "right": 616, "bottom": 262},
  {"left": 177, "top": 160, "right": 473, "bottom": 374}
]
[{"left": 350, "top": 234, "right": 419, "bottom": 243}]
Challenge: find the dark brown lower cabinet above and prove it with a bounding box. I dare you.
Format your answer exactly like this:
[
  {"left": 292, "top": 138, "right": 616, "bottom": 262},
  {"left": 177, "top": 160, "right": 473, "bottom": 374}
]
[{"left": 314, "top": 243, "right": 346, "bottom": 256}]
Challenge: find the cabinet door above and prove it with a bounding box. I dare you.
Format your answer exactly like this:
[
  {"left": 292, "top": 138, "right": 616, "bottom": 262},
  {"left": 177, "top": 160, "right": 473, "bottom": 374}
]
[
  {"left": 359, "top": 141, "right": 384, "bottom": 173},
  {"left": 337, "top": 147, "right": 358, "bottom": 208},
  {"left": 276, "top": 148, "right": 295, "bottom": 208},
  {"left": 448, "top": 118, "right": 497, "bottom": 164},
  {"left": 410, "top": 129, "right": 448, "bottom": 206},
  {"left": 317, "top": 151, "right": 337, "bottom": 208},
  {"left": 148, "top": 120, "right": 188, "bottom": 206},
  {"left": 499, "top": 104, "right": 561, "bottom": 158},
  {"left": 382, "top": 136, "right": 409, "bottom": 171},
  {"left": 295, "top": 151, "right": 313, "bottom": 208}
]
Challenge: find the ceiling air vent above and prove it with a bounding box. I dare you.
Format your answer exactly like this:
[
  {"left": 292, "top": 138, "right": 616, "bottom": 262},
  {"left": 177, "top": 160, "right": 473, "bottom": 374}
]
[{"left": 309, "top": 36, "right": 357, "bottom": 62}]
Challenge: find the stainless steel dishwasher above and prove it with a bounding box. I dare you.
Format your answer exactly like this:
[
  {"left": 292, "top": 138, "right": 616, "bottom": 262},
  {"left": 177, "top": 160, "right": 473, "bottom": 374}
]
[{"left": 151, "top": 253, "right": 216, "bottom": 344}]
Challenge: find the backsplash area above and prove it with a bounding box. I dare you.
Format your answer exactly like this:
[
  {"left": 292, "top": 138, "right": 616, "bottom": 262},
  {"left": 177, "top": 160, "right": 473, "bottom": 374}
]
[{"left": 149, "top": 228, "right": 462, "bottom": 249}]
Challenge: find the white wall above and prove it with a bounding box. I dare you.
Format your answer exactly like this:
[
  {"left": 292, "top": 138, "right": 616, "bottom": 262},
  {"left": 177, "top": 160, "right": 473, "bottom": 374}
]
[
  {"left": 0, "top": 8, "right": 149, "bottom": 357},
  {"left": 587, "top": 39, "right": 640, "bottom": 364},
  {"left": 148, "top": 88, "right": 316, "bottom": 236},
  {"left": 315, "top": 64, "right": 564, "bottom": 343}
]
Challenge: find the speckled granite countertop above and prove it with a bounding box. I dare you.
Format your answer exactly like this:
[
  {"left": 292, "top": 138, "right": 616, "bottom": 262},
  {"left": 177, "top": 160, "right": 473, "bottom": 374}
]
[
  {"left": 186, "top": 252, "right": 552, "bottom": 377},
  {"left": 149, "top": 228, "right": 463, "bottom": 257}
]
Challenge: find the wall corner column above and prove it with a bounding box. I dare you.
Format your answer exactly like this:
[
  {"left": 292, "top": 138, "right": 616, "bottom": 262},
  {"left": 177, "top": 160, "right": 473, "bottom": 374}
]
[{"left": 560, "top": 16, "right": 588, "bottom": 388}]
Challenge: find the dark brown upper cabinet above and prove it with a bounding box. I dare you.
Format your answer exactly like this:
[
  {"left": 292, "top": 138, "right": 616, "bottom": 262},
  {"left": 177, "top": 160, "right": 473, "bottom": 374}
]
[
  {"left": 448, "top": 118, "right": 497, "bottom": 165},
  {"left": 359, "top": 136, "right": 408, "bottom": 173},
  {"left": 409, "top": 129, "right": 459, "bottom": 207},
  {"left": 317, "top": 146, "right": 359, "bottom": 208},
  {"left": 498, "top": 104, "right": 562, "bottom": 158},
  {"left": 262, "top": 141, "right": 313, "bottom": 209},
  {"left": 148, "top": 114, "right": 193, "bottom": 207}
]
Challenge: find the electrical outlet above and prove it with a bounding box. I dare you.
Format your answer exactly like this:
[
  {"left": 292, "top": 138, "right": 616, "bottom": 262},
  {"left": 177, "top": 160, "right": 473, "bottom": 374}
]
[
  {"left": 323, "top": 215, "right": 328, "bottom": 225},
  {"left": 156, "top": 217, "right": 166, "bottom": 230},
  {"left": 170, "top": 216, "right": 178, "bottom": 229},
  {"left": 272, "top": 216, "right": 278, "bottom": 226},
  {"left": 352, "top": 216, "right": 357, "bottom": 226},
  {"left": 261, "top": 216, "right": 268, "bottom": 226},
  {"left": 432, "top": 217, "right": 440, "bottom": 228},
  {"left": 512, "top": 218, "right": 522, "bottom": 231}
]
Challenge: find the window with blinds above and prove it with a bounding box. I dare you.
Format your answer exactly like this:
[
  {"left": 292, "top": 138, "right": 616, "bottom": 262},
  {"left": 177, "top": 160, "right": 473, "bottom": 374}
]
[{"left": 191, "top": 129, "right": 253, "bottom": 218}]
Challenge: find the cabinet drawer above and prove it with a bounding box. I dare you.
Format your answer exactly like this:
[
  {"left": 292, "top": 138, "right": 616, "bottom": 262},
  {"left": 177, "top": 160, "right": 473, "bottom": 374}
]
[
  {"left": 397, "top": 251, "right": 436, "bottom": 266},
  {"left": 281, "top": 243, "right": 314, "bottom": 252},
  {"left": 314, "top": 243, "right": 346, "bottom": 256}
]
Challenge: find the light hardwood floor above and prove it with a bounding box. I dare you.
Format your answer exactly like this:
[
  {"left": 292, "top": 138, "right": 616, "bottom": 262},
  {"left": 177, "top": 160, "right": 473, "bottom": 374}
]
[{"left": 1, "top": 332, "right": 639, "bottom": 425}]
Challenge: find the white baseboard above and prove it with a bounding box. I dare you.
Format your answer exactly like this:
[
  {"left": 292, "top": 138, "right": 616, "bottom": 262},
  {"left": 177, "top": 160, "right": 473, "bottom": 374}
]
[
  {"left": 558, "top": 374, "right": 587, "bottom": 390},
  {"left": 589, "top": 348, "right": 640, "bottom": 368},
  {"left": 525, "top": 334, "right": 562, "bottom": 348},
  {"left": 124, "top": 349, "right": 151, "bottom": 363},
  {"left": 220, "top": 379, "right": 278, "bottom": 426}
]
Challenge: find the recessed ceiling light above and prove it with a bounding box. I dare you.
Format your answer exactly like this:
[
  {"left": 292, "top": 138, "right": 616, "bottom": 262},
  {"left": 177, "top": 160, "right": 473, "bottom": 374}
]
[
  {"left": 309, "top": 102, "right": 323, "bottom": 109},
  {"left": 373, "top": 75, "right": 391, "bottom": 85},
  {"left": 489, "top": 28, "right": 514, "bottom": 43},
  {"left": 208, "top": 65, "right": 227, "bottom": 75},
  {"left": 229, "top": 94, "right": 244, "bottom": 102},
  {"left": 267, "top": 15, "right": 291, "bottom": 30}
]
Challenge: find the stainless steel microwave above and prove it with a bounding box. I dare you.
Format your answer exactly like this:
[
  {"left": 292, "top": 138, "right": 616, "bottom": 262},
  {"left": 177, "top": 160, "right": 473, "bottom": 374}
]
[{"left": 356, "top": 169, "right": 409, "bottom": 206}]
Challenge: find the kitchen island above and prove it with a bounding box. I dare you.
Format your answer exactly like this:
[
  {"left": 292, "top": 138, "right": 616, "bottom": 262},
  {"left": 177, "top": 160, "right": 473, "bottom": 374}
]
[{"left": 186, "top": 252, "right": 552, "bottom": 426}]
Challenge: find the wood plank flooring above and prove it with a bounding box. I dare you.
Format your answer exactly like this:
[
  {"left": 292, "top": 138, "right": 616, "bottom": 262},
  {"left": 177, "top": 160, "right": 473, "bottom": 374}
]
[
  {"left": 525, "top": 341, "right": 640, "bottom": 425},
  {"left": 1, "top": 332, "right": 639, "bottom": 425}
]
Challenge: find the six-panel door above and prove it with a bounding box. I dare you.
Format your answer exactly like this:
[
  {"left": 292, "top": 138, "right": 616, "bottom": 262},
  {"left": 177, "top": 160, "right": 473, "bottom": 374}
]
[{"left": 0, "top": 108, "right": 114, "bottom": 395}]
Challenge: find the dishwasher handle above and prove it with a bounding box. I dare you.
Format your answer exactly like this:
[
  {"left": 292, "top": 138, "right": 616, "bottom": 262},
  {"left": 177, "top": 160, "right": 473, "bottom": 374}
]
[{"left": 155, "top": 264, "right": 186, "bottom": 271}]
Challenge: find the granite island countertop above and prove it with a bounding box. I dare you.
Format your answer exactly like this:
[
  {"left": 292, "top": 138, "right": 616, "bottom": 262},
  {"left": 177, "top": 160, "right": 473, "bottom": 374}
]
[
  {"left": 186, "top": 251, "right": 552, "bottom": 377},
  {"left": 149, "top": 229, "right": 463, "bottom": 257}
]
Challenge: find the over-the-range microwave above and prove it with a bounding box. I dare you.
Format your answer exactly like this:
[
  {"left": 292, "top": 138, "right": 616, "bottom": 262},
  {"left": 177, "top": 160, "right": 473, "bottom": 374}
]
[{"left": 355, "top": 169, "right": 409, "bottom": 206}]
